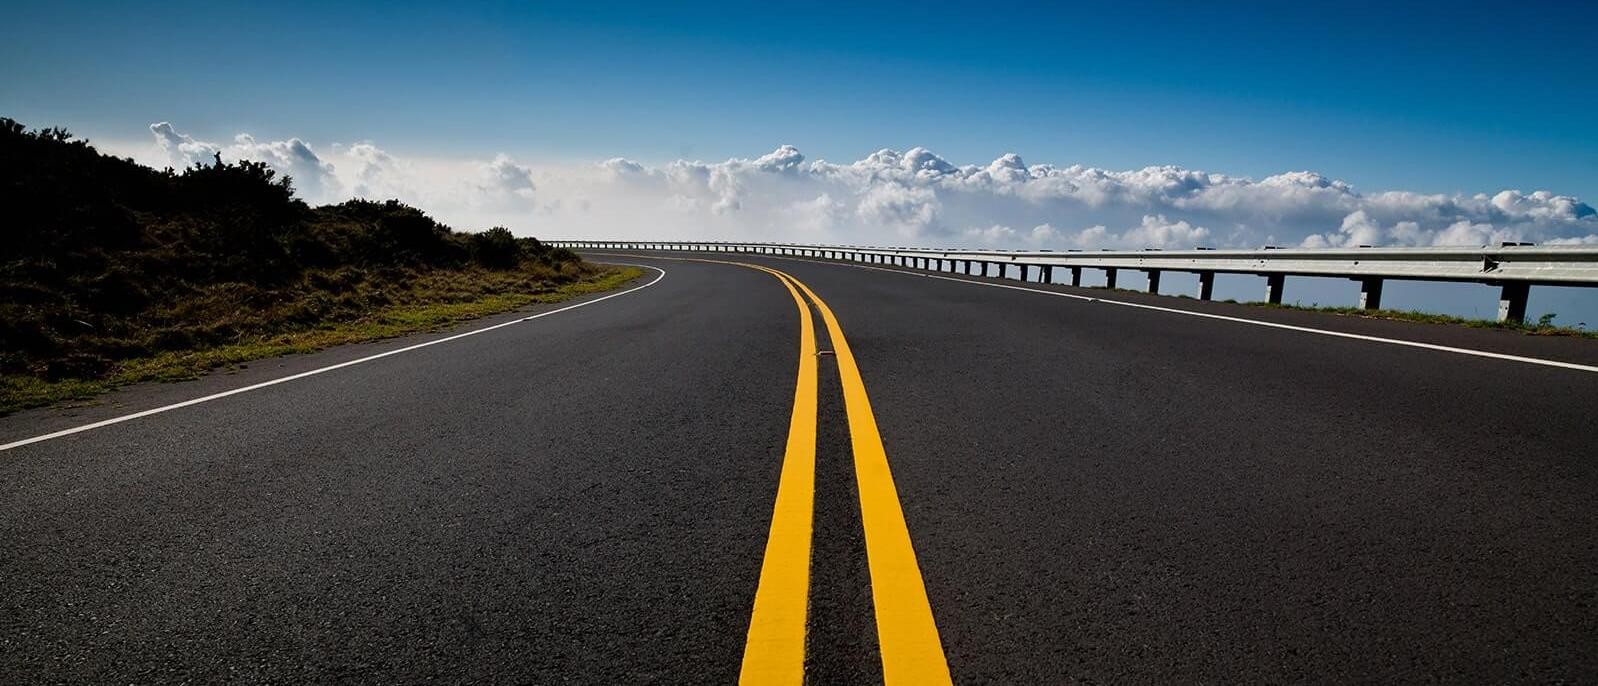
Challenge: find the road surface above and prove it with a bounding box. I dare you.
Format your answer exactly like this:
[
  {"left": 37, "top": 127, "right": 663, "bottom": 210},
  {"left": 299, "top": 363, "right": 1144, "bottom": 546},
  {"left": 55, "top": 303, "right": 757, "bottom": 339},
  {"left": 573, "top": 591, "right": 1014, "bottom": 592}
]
[{"left": 3, "top": 252, "right": 1595, "bottom": 683}]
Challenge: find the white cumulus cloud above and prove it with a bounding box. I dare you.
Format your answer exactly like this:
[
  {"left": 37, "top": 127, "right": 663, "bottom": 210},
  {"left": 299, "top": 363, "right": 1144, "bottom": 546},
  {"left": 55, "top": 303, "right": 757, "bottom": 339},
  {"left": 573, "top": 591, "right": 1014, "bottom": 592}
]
[{"left": 116, "top": 126, "right": 1598, "bottom": 247}]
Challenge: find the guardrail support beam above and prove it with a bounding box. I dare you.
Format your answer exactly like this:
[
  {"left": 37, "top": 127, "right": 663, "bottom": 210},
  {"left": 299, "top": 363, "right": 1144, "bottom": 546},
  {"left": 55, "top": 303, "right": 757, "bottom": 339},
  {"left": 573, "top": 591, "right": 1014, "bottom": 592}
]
[
  {"left": 1070, "top": 267, "right": 1082, "bottom": 287},
  {"left": 1104, "top": 268, "right": 1118, "bottom": 289},
  {"left": 1020, "top": 264, "right": 1031, "bottom": 282},
  {"left": 1497, "top": 282, "right": 1529, "bottom": 323},
  {"left": 1145, "top": 269, "right": 1162, "bottom": 294},
  {"left": 1041, "top": 265, "right": 1053, "bottom": 284},
  {"left": 1358, "top": 277, "right": 1384, "bottom": 310},
  {"left": 1265, "top": 274, "right": 1285, "bottom": 304},
  {"left": 1197, "top": 271, "right": 1214, "bottom": 300}
]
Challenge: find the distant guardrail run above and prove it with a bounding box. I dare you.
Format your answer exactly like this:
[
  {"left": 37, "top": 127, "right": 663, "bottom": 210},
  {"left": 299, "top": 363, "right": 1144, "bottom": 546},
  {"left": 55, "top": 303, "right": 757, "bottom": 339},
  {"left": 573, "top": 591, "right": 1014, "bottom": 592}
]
[{"left": 549, "top": 241, "right": 1598, "bottom": 323}]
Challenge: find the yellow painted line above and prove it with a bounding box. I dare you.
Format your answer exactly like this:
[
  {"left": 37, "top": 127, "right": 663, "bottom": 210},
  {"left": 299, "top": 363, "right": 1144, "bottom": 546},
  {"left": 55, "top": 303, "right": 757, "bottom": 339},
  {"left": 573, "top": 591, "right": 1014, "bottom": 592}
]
[
  {"left": 587, "top": 254, "right": 818, "bottom": 681},
  {"left": 587, "top": 252, "right": 952, "bottom": 683},
  {"left": 787, "top": 277, "right": 953, "bottom": 686},
  {"left": 738, "top": 266, "right": 819, "bottom": 685}
]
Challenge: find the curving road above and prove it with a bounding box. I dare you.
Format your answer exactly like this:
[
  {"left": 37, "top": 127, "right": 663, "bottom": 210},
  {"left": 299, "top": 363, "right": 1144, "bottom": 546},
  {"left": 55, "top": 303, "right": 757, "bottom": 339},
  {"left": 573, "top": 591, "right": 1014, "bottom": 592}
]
[{"left": 2, "top": 252, "right": 1595, "bottom": 683}]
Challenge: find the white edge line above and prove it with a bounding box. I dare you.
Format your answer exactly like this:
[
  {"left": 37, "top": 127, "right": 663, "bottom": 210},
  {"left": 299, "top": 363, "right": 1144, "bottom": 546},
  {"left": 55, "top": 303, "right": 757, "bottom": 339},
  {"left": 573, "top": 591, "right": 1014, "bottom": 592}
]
[
  {"left": 668, "top": 251, "right": 1598, "bottom": 375},
  {"left": 0, "top": 266, "right": 667, "bottom": 452}
]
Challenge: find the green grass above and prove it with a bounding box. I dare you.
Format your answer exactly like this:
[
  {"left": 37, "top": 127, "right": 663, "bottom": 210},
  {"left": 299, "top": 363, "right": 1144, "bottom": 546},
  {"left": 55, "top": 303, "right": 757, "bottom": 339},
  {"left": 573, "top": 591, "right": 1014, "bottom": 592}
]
[
  {"left": 1257, "top": 302, "right": 1597, "bottom": 339},
  {"left": 1, "top": 266, "right": 643, "bottom": 415}
]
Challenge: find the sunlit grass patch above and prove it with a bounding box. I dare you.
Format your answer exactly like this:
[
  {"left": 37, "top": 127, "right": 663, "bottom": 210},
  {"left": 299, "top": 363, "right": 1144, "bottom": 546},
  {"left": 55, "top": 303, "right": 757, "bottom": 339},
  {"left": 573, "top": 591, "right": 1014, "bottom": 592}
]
[{"left": 1, "top": 266, "right": 642, "bottom": 415}]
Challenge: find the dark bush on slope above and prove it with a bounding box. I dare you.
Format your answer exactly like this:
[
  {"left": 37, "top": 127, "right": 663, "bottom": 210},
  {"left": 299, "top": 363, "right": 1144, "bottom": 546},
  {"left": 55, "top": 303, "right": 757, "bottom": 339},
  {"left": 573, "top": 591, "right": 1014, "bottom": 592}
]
[{"left": 0, "top": 117, "right": 586, "bottom": 391}]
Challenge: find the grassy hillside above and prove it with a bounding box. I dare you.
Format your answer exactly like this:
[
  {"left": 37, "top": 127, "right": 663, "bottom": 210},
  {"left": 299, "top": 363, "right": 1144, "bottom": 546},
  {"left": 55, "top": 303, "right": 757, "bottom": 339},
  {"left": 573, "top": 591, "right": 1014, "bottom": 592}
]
[{"left": 1, "top": 118, "right": 632, "bottom": 414}]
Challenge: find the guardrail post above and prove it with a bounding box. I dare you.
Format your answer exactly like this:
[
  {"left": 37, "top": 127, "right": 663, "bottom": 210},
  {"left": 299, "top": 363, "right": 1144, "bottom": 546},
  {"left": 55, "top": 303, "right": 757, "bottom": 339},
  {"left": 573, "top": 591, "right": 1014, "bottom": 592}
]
[
  {"left": 1198, "top": 271, "right": 1214, "bottom": 300},
  {"left": 1070, "top": 267, "right": 1082, "bottom": 287},
  {"left": 1104, "top": 268, "right": 1118, "bottom": 289},
  {"left": 1019, "top": 264, "right": 1031, "bottom": 282},
  {"left": 1265, "top": 274, "right": 1285, "bottom": 304},
  {"left": 1497, "top": 282, "right": 1529, "bottom": 323},
  {"left": 1358, "top": 278, "right": 1384, "bottom": 310},
  {"left": 1041, "top": 265, "right": 1053, "bottom": 284},
  {"left": 1145, "top": 269, "right": 1162, "bottom": 294}
]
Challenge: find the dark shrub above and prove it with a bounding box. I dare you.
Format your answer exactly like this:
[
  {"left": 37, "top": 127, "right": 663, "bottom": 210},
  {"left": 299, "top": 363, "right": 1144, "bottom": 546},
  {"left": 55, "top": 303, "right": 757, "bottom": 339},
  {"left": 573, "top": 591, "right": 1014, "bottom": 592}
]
[
  {"left": 0, "top": 117, "right": 586, "bottom": 383},
  {"left": 471, "top": 227, "right": 522, "bottom": 269}
]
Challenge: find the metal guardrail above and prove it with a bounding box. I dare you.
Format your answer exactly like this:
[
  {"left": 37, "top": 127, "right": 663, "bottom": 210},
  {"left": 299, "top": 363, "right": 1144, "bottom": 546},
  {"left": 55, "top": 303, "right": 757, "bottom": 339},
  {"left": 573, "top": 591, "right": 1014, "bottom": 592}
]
[{"left": 550, "top": 240, "right": 1598, "bottom": 323}]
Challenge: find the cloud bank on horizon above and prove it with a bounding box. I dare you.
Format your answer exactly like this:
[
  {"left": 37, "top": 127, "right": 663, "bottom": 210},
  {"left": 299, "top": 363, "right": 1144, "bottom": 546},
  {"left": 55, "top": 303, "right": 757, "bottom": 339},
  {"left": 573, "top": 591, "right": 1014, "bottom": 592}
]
[{"left": 140, "top": 122, "right": 1598, "bottom": 251}]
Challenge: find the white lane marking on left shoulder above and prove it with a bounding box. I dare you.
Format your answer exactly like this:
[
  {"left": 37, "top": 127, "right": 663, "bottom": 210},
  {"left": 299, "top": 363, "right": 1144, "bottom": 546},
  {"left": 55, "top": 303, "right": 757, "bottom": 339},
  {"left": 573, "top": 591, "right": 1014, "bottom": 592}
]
[{"left": 0, "top": 267, "right": 667, "bottom": 453}]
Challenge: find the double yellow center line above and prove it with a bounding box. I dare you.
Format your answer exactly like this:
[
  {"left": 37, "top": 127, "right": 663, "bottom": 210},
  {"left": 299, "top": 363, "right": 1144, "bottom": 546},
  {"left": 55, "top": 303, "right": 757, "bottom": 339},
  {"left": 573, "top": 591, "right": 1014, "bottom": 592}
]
[
  {"left": 738, "top": 263, "right": 951, "bottom": 685},
  {"left": 587, "top": 253, "right": 950, "bottom": 682}
]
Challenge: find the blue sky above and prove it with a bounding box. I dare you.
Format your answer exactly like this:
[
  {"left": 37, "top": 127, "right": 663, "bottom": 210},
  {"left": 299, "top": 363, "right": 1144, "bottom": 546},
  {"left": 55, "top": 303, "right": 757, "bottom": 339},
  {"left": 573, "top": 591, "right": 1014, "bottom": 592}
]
[
  {"left": 5, "top": 0, "right": 1598, "bottom": 321},
  {"left": 4, "top": 0, "right": 1595, "bottom": 197}
]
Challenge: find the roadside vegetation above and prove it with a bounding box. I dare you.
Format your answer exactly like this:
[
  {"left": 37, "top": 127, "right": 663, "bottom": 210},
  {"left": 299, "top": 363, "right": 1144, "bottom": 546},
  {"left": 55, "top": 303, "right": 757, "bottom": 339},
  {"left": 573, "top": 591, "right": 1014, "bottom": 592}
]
[
  {"left": 1, "top": 118, "right": 636, "bottom": 414},
  {"left": 1127, "top": 288, "right": 1591, "bottom": 339},
  {"left": 1254, "top": 302, "right": 1595, "bottom": 339}
]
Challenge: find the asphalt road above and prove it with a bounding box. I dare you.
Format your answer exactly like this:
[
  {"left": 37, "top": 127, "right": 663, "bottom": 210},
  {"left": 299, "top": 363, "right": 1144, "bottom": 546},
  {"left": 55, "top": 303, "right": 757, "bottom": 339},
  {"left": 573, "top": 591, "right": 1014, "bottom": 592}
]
[{"left": 3, "top": 252, "right": 1595, "bottom": 683}]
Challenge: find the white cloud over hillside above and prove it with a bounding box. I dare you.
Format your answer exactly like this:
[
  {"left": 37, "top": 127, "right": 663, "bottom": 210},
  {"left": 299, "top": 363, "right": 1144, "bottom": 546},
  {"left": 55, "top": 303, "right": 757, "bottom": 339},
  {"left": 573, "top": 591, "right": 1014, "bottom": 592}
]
[{"left": 131, "top": 123, "right": 1598, "bottom": 249}]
